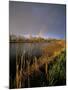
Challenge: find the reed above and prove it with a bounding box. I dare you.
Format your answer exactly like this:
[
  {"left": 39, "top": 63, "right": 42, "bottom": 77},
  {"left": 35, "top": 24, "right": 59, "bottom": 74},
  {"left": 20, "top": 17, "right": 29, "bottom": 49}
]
[{"left": 10, "top": 40, "right": 66, "bottom": 88}]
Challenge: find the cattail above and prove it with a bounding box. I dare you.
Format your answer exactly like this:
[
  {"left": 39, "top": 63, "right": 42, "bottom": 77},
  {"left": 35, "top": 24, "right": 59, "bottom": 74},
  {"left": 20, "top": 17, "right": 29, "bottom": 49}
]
[
  {"left": 34, "top": 57, "right": 38, "bottom": 70},
  {"left": 26, "top": 60, "right": 30, "bottom": 87},
  {"left": 16, "top": 64, "right": 19, "bottom": 88},
  {"left": 16, "top": 44, "right": 19, "bottom": 88}
]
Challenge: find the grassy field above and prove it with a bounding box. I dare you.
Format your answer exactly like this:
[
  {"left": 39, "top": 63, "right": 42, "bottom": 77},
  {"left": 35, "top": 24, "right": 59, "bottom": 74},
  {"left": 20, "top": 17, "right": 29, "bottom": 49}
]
[{"left": 10, "top": 39, "right": 66, "bottom": 88}]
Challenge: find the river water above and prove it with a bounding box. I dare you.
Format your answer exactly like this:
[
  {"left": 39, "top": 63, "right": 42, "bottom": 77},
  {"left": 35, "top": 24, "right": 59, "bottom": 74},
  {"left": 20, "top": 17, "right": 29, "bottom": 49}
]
[{"left": 9, "top": 42, "right": 49, "bottom": 87}]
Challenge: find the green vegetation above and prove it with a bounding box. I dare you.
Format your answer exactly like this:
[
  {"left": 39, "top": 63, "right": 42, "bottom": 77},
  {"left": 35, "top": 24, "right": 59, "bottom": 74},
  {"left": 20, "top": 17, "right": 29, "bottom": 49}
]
[
  {"left": 10, "top": 40, "right": 66, "bottom": 88},
  {"left": 48, "top": 50, "right": 66, "bottom": 86}
]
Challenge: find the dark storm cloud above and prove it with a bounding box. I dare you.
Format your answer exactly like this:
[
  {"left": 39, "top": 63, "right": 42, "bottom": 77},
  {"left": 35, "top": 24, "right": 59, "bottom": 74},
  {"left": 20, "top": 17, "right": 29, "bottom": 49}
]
[{"left": 9, "top": 1, "right": 66, "bottom": 39}]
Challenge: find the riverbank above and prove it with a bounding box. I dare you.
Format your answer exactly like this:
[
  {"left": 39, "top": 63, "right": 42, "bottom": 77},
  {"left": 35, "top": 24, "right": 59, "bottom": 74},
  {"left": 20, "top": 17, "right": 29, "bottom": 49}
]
[{"left": 10, "top": 39, "right": 66, "bottom": 88}]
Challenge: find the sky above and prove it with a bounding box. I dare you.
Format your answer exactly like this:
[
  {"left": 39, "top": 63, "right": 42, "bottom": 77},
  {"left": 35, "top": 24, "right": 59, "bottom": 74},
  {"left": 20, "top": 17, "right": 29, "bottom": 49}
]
[{"left": 9, "top": 1, "right": 66, "bottom": 39}]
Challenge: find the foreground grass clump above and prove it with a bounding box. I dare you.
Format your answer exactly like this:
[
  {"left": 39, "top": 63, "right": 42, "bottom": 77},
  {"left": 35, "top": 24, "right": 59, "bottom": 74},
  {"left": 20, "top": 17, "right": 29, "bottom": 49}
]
[{"left": 48, "top": 50, "right": 66, "bottom": 86}]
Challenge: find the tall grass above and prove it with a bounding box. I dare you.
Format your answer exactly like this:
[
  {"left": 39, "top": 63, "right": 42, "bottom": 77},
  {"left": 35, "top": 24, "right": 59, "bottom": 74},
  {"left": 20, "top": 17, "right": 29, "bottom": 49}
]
[
  {"left": 10, "top": 40, "right": 66, "bottom": 88},
  {"left": 48, "top": 50, "right": 66, "bottom": 86}
]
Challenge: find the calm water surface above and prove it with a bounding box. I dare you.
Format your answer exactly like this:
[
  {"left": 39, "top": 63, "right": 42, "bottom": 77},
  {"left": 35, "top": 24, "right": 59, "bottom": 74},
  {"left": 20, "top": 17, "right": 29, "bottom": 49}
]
[{"left": 10, "top": 42, "right": 49, "bottom": 80}]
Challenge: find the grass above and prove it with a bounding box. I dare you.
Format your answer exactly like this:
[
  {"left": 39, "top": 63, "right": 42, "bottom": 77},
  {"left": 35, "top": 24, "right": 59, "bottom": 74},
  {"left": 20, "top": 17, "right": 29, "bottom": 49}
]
[
  {"left": 48, "top": 50, "right": 66, "bottom": 86},
  {"left": 9, "top": 40, "right": 66, "bottom": 88}
]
